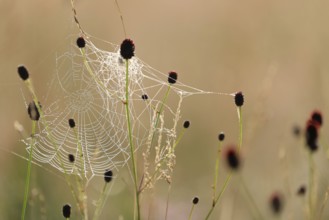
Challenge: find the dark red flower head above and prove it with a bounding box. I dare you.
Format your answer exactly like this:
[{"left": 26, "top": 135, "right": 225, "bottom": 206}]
[
  {"left": 225, "top": 146, "right": 240, "bottom": 170},
  {"left": 62, "top": 204, "right": 71, "bottom": 218},
  {"left": 17, "top": 65, "right": 29, "bottom": 81},
  {"left": 27, "top": 101, "right": 40, "bottom": 121},
  {"left": 76, "top": 37, "right": 86, "bottom": 48},
  {"left": 311, "top": 110, "right": 323, "bottom": 127},
  {"left": 168, "top": 71, "right": 178, "bottom": 84},
  {"left": 270, "top": 192, "right": 284, "bottom": 214},
  {"left": 234, "top": 91, "right": 244, "bottom": 107},
  {"left": 120, "top": 39, "right": 135, "bottom": 60}
]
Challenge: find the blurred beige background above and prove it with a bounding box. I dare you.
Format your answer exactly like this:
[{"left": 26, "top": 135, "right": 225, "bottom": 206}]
[{"left": 1, "top": 0, "right": 329, "bottom": 219}]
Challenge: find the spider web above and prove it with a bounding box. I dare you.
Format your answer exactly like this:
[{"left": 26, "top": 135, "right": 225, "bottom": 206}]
[{"left": 22, "top": 34, "right": 224, "bottom": 180}]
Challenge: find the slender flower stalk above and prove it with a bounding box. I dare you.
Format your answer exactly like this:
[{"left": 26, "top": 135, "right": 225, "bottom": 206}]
[
  {"left": 21, "top": 120, "right": 36, "bottom": 220},
  {"left": 125, "top": 59, "right": 140, "bottom": 220}
]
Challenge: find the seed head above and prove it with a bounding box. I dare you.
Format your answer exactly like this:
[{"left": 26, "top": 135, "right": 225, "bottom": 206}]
[
  {"left": 297, "top": 185, "right": 306, "bottom": 196},
  {"left": 225, "top": 146, "right": 240, "bottom": 170},
  {"left": 104, "top": 170, "right": 113, "bottom": 183},
  {"left": 218, "top": 132, "right": 225, "bottom": 141},
  {"left": 292, "top": 125, "right": 301, "bottom": 137},
  {"left": 68, "top": 154, "right": 75, "bottom": 163},
  {"left": 68, "top": 119, "right": 75, "bottom": 128},
  {"left": 168, "top": 71, "right": 178, "bottom": 84},
  {"left": 141, "top": 94, "right": 148, "bottom": 100},
  {"left": 311, "top": 110, "right": 323, "bottom": 127},
  {"left": 27, "top": 101, "right": 40, "bottom": 121},
  {"left": 192, "top": 197, "right": 199, "bottom": 204},
  {"left": 17, "top": 65, "right": 29, "bottom": 81},
  {"left": 183, "top": 120, "right": 190, "bottom": 129},
  {"left": 234, "top": 91, "right": 244, "bottom": 107},
  {"left": 76, "top": 37, "right": 86, "bottom": 48},
  {"left": 305, "top": 121, "right": 318, "bottom": 152},
  {"left": 62, "top": 204, "right": 71, "bottom": 218},
  {"left": 270, "top": 193, "right": 283, "bottom": 214},
  {"left": 120, "top": 39, "right": 135, "bottom": 59}
]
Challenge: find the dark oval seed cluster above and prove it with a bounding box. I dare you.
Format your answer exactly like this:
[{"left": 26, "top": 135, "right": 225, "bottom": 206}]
[
  {"left": 218, "top": 132, "right": 225, "bottom": 141},
  {"left": 141, "top": 94, "right": 148, "bottom": 100},
  {"left": 270, "top": 193, "right": 283, "bottom": 214},
  {"left": 104, "top": 170, "right": 113, "bottom": 183},
  {"left": 62, "top": 204, "right": 71, "bottom": 218},
  {"left": 68, "top": 154, "right": 75, "bottom": 163},
  {"left": 76, "top": 37, "right": 86, "bottom": 48},
  {"left": 226, "top": 147, "right": 239, "bottom": 170},
  {"left": 68, "top": 118, "right": 76, "bottom": 128},
  {"left": 120, "top": 39, "right": 135, "bottom": 60},
  {"left": 192, "top": 197, "right": 199, "bottom": 204},
  {"left": 28, "top": 101, "right": 40, "bottom": 121},
  {"left": 305, "top": 110, "right": 323, "bottom": 152},
  {"left": 18, "top": 65, "right": 29, "bottom": 81},
  {"left": 183, "top": 120, "right": 190, "bottom": 129},
  {"left": 168, "top": 71, "right": 178, "bottom": 84},
  {"left": 234, "top": 91, "right": 244, "bottom": 107}
]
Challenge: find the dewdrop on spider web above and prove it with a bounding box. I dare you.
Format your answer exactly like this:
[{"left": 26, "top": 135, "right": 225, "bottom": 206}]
[{"left": 20, "top": 33, "right": 229, "bottom": 180}]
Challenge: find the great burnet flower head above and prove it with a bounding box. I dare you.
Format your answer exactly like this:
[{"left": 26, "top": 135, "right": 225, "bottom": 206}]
[
  {"left": 270, "top": 192, "right": 284, "bottom": 214},
  {"left": 234, "top": 91, "right": 244, "bottom": 107},
  {"left": 168, "top": 71, "right": 178, "bottom": 84},
  {"left": 218, "top": 132, "right": 225, "bottom": 141},
  {"left": 120, "top": 39, "right": 135, "bottom": 60},
  {"left": 183, "top": 120, "right": 190, "bottom": 129},
  {"left": 305, "top": 119, "right": 319, "bottom": 152},
  {"left": 104, "top": 169, "right": 113, "bottom": 183},
  {"left": 68, "top": 118, "right": 76, "bottom": 128},
  {"left": 62, "top": 204, "right": 71, "bottom": 218},
  {"left": 224, "top": 146, "right": 240, "bottom": 170},
  {"left": 192, "top": 196, "right": 199, "bottom": 204},
  {"left": 17, "top": 65, "right": 29, "bottom": 81},
  {"left": 311, "top": 110, "right": 323, "bottom": 127},
  {"left": 68, "top": 154, "right": 75, "bottom": 163},
  {"left": 76, "top": 37, "right": 86, "bottom": 48},
  {"left": 28, "top": 101, "right": 40, "bottom": 121}
]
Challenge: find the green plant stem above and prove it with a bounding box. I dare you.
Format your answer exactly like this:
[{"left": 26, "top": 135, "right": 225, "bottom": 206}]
[
  {"left": 72, "top": 127, "right": 88, "bottom": 219},
  {"left": 212, "top": 142, "right": 222, "bottom": 206},
  {"left": 188, "top": 204, "right": 195, "bottom": 220},
  {"left": 124, "top": 59, "right": 140, "bottom": 220},
  {"left": 237, "top": 107, "right": 243, "bottom": 152},
  {"left": 21, "top": 120, "right": 36, "bottom": 220},
  {"left": 205, "top": 173, "right": 232, "bottom": 220}
]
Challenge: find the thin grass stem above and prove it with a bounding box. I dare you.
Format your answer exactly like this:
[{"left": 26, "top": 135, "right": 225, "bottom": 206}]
[
  {"left": 21, "top": 120, "right": 36, "bottom": 220},
  {"left": 212, "top": 142, "right": 222, "bottom": 206},
  {"left": 124, "top": 59, "right": 140, "bottom": 220},
  {"left": 188, "top": 204, "right": 195, "bottom": 220},
  {"left": 237, "top": 107, "right": 243, "bottom": 152},
  {"left": 205, "top": 173, "right": 232, "bottom": 220}
]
